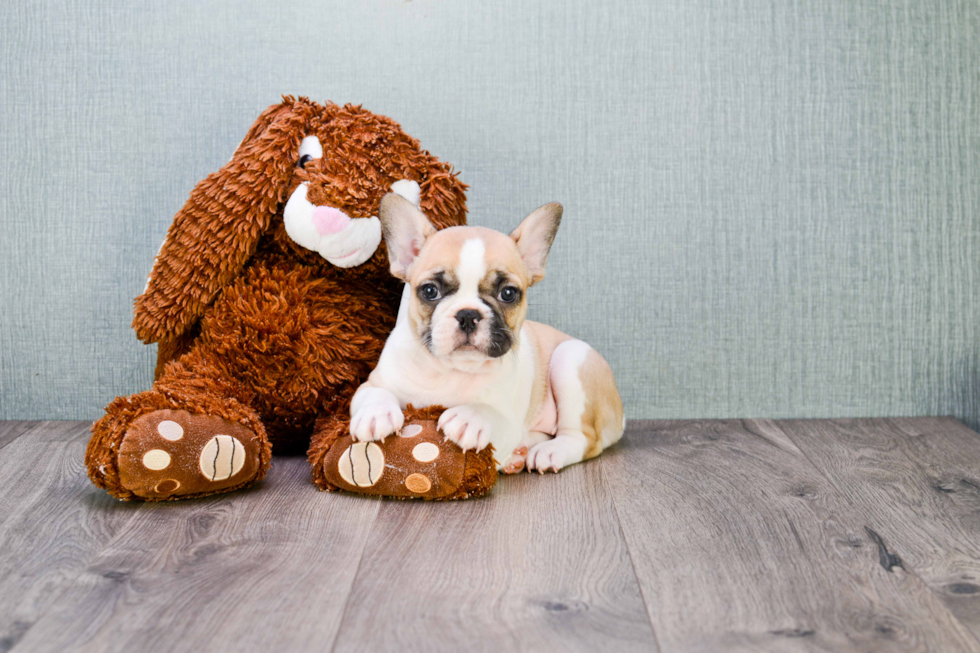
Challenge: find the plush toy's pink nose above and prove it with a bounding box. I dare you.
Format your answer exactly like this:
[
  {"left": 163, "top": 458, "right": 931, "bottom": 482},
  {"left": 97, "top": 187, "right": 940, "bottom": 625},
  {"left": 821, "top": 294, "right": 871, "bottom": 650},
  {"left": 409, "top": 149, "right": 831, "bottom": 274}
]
[{"left": 312, "top": 206, "right": 351, "bottom": 235}]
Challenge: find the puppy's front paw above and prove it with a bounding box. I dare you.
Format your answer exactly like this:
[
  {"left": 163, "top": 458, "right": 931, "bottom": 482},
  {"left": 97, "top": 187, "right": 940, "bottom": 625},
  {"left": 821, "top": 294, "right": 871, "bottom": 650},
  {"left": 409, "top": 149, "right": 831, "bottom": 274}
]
[
  {"left": 350, "top": 403, "right": 404, "bottom": 442},
  {"left": 438, "top": 405, "right": 493, "bottom": 452}
]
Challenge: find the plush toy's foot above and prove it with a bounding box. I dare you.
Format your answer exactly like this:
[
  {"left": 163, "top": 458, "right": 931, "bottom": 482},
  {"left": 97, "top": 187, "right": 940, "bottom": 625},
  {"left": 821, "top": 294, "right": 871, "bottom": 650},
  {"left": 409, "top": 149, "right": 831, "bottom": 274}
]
[
  {"left": 308, "top": 405, "right": 498, "bottom": 500},
  {"left": 500, "top": 445, "right": 528, "bottom": 474},
  {"left": 115, "top": 409, "right": 266, "bottom": 500}
]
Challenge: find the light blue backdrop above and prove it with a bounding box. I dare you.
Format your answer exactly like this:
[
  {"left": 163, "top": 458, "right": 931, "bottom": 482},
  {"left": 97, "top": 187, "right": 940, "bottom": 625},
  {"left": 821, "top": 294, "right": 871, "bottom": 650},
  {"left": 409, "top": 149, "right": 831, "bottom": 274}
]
[{"left": 1, "top": 0, "right": 978, "bottom": 426}]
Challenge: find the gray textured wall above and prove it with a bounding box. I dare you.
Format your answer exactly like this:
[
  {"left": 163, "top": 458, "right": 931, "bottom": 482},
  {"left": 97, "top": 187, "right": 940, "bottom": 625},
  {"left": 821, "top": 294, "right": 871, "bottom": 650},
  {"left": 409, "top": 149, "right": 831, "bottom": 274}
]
[{"left": 1, "top": 0, "right": 978, "bottom": 425}]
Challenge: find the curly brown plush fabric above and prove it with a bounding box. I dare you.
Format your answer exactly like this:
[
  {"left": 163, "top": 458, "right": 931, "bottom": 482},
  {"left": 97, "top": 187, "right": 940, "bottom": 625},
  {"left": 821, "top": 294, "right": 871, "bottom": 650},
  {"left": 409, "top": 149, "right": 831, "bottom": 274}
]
[{"left": 86, "top": 97, "right": 467, "bottom": 501}]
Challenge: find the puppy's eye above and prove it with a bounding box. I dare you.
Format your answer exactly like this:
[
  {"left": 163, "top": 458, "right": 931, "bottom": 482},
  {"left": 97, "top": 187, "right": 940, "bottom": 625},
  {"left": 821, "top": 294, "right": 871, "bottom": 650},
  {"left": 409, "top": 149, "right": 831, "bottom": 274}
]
[
  {"left": 298, "top": 154, "right": 313, "bottom": 169},
  {"left": 419, "top": 283, "right": 441, "bottom": 302},
  {"left": 498, "top": 286, "right": 520, "bottom": 303}
]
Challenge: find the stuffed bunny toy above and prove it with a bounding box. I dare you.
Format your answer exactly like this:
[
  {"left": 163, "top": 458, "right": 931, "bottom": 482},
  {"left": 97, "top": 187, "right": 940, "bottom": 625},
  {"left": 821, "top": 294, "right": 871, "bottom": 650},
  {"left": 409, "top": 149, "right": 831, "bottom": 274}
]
[{"left": 86, "top": 97, "right": 467, "bottom": 501}]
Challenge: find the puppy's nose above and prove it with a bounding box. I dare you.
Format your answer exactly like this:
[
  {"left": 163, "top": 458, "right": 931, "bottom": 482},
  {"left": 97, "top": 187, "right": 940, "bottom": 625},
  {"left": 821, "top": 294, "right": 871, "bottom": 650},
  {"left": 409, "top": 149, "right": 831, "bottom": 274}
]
[
  {"left": 456, "top": 310, "right": 482, "bottom": 335},
  {"left": 312, "top": 206, "right": 351, "bottom": 235}
]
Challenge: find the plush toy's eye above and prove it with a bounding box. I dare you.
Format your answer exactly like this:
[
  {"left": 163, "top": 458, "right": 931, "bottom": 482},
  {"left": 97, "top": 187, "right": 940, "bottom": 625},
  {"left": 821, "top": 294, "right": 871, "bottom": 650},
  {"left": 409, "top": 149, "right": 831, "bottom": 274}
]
[
  {"left": 419, "top": 283, "right": 441, "bottom": 302},
  {"left": 498, "top": 287, "right": 520, "bottom": 303},
  {"left": 297, "top": 135, "right": 323, "bottom": 170}
]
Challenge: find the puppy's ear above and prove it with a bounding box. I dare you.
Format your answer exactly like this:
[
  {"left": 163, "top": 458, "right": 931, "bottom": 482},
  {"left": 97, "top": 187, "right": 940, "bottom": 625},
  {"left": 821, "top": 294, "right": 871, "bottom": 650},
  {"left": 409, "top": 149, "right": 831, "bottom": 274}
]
[
  {"left": 510, "top": 203, "right": 562, "bottom": 285},
  {"left": 379, "top": 193, "right": 437, "bottom": 280},
  {"left": 132, "top": 97, "right": 311, "bottom": 344}
]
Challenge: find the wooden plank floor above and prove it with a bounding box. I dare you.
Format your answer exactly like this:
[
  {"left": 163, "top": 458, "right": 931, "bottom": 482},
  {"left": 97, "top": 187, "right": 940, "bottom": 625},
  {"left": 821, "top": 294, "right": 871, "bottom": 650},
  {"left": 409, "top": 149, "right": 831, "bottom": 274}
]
[{"left": 1, "top": 419, "right": 979, "bottom": 653}]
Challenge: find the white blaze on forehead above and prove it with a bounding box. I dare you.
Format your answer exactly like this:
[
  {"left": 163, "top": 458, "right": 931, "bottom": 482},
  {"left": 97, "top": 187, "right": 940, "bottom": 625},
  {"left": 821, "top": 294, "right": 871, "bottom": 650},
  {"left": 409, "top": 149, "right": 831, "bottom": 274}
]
[
  {"left": 425, "top": 237, "right": 493, "bottom": 364},
  {"left": 456, "top": 238, "right": 487, "bottom": 298}
]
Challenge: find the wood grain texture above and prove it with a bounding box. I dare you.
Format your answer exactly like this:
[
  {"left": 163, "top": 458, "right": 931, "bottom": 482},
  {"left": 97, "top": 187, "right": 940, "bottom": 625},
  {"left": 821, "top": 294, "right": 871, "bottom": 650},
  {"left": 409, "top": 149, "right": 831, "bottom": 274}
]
[
  {"left": 0, "top": 422, "right": 33, "bottom": 451},
  {"left": 775, "top": 417, "right": 980, "bottom": 643},
  {"left": 0, "top": 422, "right": 140, "bottom": 653},
  {"left": 9, "top": 455, "right": 381, "bottom": 653},
  {"left": 5, "top": 418, "right": 980, "bottom": 652},
  {"left": 332, "top": 462, "right": 659, "bottom": 653},
  {"left": 604, "top": 420, "right": 980, "bottom": 652}
]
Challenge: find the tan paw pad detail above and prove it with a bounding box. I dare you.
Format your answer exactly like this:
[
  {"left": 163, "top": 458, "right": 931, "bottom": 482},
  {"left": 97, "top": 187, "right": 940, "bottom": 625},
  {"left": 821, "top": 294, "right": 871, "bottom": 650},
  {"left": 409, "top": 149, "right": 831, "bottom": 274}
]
[
  {"left": 156, "top": 420, "right": 184, "bottom": 441},
  {"left": 337, "top": 442, "right": 385, "bottom": 487},
  {"left": 398, "top": 424, "right": 423, "bottom": 438},
  {"left": 405, "top": 473, "right": 432, "bottom": 494},
  {"left": 155, "top": 479, "right": 180, "bottom": 494},
  {"left": 412, "top": 442, "right": 440, "bottom": 462},
  {"left": 199, "top": 435, "right": 246, "bottom": 482},
  {"left": 142, "top": 449, "right": 171, "bottom": 470}
]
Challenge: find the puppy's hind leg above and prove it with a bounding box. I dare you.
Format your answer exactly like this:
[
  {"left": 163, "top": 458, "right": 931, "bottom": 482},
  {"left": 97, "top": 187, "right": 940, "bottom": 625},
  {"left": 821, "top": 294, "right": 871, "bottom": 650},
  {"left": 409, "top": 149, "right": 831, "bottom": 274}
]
[
  {"left": 527, "top": 340, "right": 624, "bottom": 473},
  {"left": 500, "top": 431, "right": 551, "bottom": 474}
]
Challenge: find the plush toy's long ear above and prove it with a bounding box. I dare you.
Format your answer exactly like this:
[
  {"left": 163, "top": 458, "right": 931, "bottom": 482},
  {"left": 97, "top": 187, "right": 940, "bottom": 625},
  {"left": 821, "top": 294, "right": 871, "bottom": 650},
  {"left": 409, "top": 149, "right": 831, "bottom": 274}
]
[
  {"left": 132, "top": 99, "right": 309, "bottom": 344},
  {"left": 418, "top": 157, "right": 468, "bottom": 230},
  {"left": 510, "top": 203, "right": 563, "bottom": 285},
  {"left": 379, "top": 193, "right": 437, "bottom": 280}
]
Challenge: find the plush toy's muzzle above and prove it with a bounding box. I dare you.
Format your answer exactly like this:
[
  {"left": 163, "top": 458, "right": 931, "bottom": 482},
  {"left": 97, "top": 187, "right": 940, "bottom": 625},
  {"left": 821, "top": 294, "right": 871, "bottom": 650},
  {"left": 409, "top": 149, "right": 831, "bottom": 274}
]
[
  {"left": 283, "top": 182, "right": 385, "bottom": 268},
  {"left": 283, "top": 179, "right": 423, "bottom": 268}
]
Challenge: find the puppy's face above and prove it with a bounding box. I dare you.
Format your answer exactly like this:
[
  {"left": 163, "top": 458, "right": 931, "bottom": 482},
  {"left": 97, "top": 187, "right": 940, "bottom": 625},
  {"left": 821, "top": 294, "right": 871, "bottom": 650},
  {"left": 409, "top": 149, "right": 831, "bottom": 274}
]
[
  {"left": 411, "top": 227, "right": 527, "bottom": 366},
  {"left": 380, "top": 196, "right": 562, "bottom": 372}
]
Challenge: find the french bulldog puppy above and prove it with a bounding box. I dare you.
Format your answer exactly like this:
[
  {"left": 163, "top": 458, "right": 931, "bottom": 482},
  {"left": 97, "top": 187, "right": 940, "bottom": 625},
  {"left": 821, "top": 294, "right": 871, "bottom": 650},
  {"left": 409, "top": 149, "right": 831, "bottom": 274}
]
[{"left": 349, "top": 194, "right": 625, "bottom": 473}]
